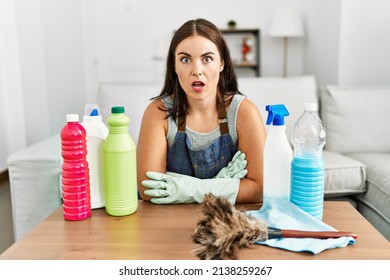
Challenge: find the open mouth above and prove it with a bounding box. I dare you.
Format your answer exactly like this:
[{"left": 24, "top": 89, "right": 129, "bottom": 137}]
[{"left": 191, "top": 81, "right": 205, "bottom": 91}]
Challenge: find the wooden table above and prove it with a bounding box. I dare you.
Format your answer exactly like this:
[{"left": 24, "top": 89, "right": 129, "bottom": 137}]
[{"left": 1, "top": 201, "right": 389, "bottom": 260}]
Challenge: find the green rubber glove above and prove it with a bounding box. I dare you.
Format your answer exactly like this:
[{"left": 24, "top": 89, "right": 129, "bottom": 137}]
[
  {"left": 142, "top": 171, "right": 239, "bottom": 204},
  {"left": 214, "top": 150, "right": 248, "bottom": 179}
]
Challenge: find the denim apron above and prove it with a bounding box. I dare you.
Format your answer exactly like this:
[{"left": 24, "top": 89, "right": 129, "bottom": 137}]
[{"left": 166, "top": 101, "right": 237, "bottom": 179}]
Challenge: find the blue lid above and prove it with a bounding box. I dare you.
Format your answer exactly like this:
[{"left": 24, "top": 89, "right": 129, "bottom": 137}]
[
  {"left": 265, "top": 104, "right": 289, "bottom": 126},
  {"left": 90, "top": 109, "right": 98, "bottom": 116},
  {"left": 85, "top": 104, "right": 100, "bottom": 117}
]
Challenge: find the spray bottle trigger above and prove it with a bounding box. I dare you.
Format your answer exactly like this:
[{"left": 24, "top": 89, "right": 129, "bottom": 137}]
[
  {"left": 265, "top": 104, "right": 289, "bottom": 126},
  {"left": 265, "top": 105, "right": 274, "bottom": 125}
]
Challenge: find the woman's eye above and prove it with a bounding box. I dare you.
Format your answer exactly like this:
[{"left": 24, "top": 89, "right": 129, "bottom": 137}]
[
  {"left": 180, "top": 57, "right": 190, "bottom": 64},
  {"left": 203, "top": 56, "right": 213, "bottom": 63}
]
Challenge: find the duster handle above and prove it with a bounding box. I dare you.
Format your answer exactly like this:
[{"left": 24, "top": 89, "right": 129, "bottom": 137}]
[{"left": 268, "top": 227, "right": 358, "bottom": 239}]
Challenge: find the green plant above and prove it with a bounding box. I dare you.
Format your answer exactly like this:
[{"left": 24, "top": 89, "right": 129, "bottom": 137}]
[{"left": 227, "top": 20, "right": 236, "bottom": 28}]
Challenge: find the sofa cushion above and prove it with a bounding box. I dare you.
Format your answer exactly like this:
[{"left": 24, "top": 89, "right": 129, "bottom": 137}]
[
  {"left": 320, "top": 86, "right": 390, "bottom": 153},
  {"left": 323, "top": 151, "right": 366, "bottom": 197},
  {"left": 239, "top": 76, "right": 317, "bottom": 146},
  {"left": 350, "top": 153, "right": 390, "bottom": 226},
  {"left": 98, "top": 83, "right": 161, "bottom": 143}
]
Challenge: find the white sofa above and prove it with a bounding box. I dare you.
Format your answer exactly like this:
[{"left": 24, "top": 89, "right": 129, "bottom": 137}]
[
  {"left": 320, "top": 85, "right": 390, "bottom": 241},
  {"left": 7, "top": 76, "right": 390, "bottom": 242}
]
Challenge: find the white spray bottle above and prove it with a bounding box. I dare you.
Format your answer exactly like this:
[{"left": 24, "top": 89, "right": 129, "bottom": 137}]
[{"left": 263, "top": 104, "right": 292, "bottom": 202}]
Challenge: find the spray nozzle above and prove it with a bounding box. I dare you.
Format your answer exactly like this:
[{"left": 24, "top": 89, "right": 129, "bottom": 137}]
[{"left": 265, "top": 104, "right": 289, "bottom": 126}]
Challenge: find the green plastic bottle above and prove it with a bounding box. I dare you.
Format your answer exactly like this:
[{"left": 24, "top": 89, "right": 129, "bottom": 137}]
[{"left": 103, "top": 106, "right": 138, "bottom": 216}]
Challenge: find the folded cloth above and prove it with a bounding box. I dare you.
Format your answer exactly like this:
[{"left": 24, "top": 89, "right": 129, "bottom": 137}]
[{"left": 246, "top": 198, "right": 356, "bottom": 254}]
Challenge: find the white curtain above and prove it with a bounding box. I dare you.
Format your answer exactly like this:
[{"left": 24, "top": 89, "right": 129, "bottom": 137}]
[{"left": 0, "top": 0, "right": 27, "bottom": 172}]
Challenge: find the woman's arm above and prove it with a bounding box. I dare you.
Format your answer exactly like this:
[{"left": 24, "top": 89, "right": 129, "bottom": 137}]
[
  {"left": 136, "top": 99, "right": 168, "bottom": 201},
  {"left": 235, "top": 98, "right": 267, "bottom": 203},
  {"left": 137, "top": 97, "right": 266, "bottom": 203}
]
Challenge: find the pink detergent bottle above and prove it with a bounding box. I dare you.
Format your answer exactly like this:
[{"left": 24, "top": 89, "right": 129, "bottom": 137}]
[{"left": 61, "top": 114, "right": 91, "bottom": 221}]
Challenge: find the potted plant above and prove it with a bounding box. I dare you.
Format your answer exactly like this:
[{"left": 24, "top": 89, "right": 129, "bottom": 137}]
[{"left": 227, "top": 20, "right": 236, "bottom": 29}]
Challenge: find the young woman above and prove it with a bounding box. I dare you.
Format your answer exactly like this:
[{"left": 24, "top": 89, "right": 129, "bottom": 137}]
[{"left": 137, "top": 18, "right": 266, "bottom": 204}]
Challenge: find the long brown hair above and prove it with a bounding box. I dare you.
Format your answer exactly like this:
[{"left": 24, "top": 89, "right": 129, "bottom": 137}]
[{"left": 154, "top": 18, "right": 239, "bottom": 123}]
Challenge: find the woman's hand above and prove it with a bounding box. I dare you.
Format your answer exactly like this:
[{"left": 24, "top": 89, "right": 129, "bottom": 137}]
[{"left": 214, "top": 150, "right": 248, "bottom": 179}]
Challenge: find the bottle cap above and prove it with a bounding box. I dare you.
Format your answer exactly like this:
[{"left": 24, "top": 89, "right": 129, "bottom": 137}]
[
  {"left": 304, "top": 102, "right": 318, "bottom": 111},
  {"left": 66, "top": 114, "right": 79, "bottom": 122},
  {"left": 265, "top": 104, "right": 289, "bottom": 126},
  {"left": 85, "top": 104, "right": 100, "bottom": 117},
  {"left": 111, "top": 106, "right": 125, "bottom": 113}
]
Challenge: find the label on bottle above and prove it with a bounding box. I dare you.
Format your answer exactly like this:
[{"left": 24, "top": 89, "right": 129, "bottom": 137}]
[{"left": 290, "top": 157, "right": 325, "bottom": 220}]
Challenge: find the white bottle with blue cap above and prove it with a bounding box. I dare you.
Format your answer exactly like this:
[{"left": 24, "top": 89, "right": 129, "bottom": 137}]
[
  {"left": 263, "top": 104, "right": 293, "bottom": 202},
  {"left": 81, "top": 104, "right": 109, "bottom": 209}
]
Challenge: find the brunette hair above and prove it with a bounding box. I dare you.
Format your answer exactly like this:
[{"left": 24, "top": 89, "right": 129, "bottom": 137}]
[{"left": 154, "top": 18, "right": 239, "bottom": 123}]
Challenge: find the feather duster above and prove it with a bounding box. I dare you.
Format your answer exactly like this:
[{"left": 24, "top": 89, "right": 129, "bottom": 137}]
[
  {"left": 192, "top": 193, "right": 268, "bottom": 260},
  {"left": 192, "top": 193, "right": 358, "bottom": 260}
]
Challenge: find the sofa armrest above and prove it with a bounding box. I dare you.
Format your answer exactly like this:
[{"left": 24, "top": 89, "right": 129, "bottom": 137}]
[{"left": 7, "top": 134, "right": 62, "bottom": 241}]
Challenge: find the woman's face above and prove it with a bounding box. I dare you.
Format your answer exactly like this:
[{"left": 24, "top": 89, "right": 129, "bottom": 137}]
[{"left": 175, "top": 35, "right": 224, "bottom": 102}]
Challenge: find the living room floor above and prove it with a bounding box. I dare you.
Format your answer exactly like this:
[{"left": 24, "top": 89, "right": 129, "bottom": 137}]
[{"left": 0, "top": 172, "right": 14, "bottom": 254}]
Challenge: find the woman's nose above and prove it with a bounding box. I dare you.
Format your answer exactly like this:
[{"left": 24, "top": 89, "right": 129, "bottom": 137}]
[{"left": 192, "top": 61, "right": 202, "bottom": 76}]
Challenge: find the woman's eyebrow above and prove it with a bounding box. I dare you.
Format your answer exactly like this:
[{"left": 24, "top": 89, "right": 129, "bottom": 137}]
[
  {"left": 201, "top": 52, "right": 216, "bottom": 57},
  {"left": 177, "top": 51, "right": 191, "bottom": 56},
  {"left": 176, "top": 51, "right": 216, "bottom": 57}
]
